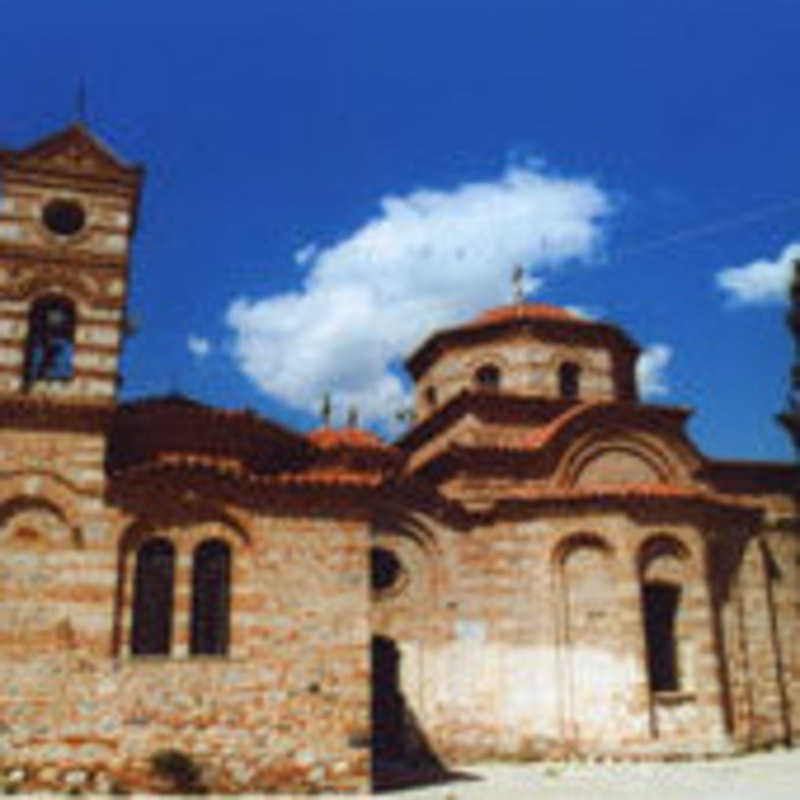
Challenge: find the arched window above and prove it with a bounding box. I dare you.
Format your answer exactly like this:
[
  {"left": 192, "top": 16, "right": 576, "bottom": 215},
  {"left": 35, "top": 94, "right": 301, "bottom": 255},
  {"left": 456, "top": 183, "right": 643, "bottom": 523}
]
[
  {"left": 639, "top": 536, "right": 689, "bottom": 693},
  {"left": 642, "top": 582, "right": 681, "bottom": 691},
  {"left": 131, "top": 538, "right": 175, "bottom": 655},
  {"left": 24, "top": 296, "right": 76, "bottom": 386},
  {"left": 474, "top": 363, "right": 500, "bottom": 391},
  {"left": 559, "top": 361, "right": 581, "bottom": 400},
  {"left": 191, "top": 539, "right": 231, "bottom": 655}
]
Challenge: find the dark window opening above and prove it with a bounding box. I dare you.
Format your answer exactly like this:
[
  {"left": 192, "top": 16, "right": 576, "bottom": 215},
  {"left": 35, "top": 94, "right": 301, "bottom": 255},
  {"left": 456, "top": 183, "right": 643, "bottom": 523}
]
[
  {"left": 424, "top": 385, "right": 437, "bottom": 407},
  {"left": 24, "top": 296, "right": 76, "bottom": 385},
  {"left": 475, "top": 364, "right": 501, "bottom": 391},
  {"left": 559, "top": 361, "right": 581, "bottom": 400},
  {"left": 643, "top": 582, "right": 680, "bottom": 691},
  {"left": 42, "top": 199, "right": 86, "bottom": 236},
  {"left": 190, "top": 539, "right": 231, "bottom": 655},
  {"left": 371, "top": 547, "right": 402, "bottom": 592},
  {"left": 132, "top": 538, "right": 175, "bottom": 655}
]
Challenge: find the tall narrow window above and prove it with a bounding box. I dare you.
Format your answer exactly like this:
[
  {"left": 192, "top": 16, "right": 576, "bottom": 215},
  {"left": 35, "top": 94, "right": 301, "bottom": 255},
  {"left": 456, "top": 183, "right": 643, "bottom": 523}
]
[
  {"left": 475, "top": 364, "right": 501, "bottom": 391},
  {"left": 642, "top": 581, "right": 680, "bottom": 691},
  {"left": 132, "top": 538, "right": 175, "bottom": 655},
  {"left": 559, "top": 361, "right": 581, "bottom": 400},
  {"left": 24, "top": 296, "right": 76, "bottom": 385},
  {"left": 191, "top": 539, "right": 231, "bottom": 655}
]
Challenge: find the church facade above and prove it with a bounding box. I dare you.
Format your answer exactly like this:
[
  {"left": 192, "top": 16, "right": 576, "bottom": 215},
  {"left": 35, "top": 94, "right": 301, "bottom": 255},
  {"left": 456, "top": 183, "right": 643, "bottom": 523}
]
[{"left": 0, "top": 124, "right": 797, "bottom": 794}]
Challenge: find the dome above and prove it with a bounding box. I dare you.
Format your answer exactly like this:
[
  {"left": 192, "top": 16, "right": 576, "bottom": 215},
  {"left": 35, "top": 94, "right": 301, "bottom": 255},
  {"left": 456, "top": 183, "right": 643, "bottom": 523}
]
[{"left": 406, "top": 301, "right": 641, "bottom": 416}]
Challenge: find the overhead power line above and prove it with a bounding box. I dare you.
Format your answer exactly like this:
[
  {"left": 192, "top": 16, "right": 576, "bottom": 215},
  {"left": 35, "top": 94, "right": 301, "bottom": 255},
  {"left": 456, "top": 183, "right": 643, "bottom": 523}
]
[{"left": 612, "top": 196, "right": 800, "bottom": 259}]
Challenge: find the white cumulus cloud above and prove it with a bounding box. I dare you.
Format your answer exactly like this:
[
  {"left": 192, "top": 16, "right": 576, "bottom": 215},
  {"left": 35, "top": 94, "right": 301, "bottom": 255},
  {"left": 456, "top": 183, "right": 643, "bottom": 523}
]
[
  {"left": 564, "top": 304, "right": 601, "bottom": 320},
  {"left": 188, "top": 335, "right": 211, "bottom": 359},
  {"left": 715, "top": 241, "right": 798, "bottom": 306},
  {"left": 294, "top": 243, "right": 318, "bottom": 266},
  {"left": 226, "top": 165, "right": 613, "bottom": 427},
  {"left": 636, "top": 344, "right": 672, "bottom": 398}
]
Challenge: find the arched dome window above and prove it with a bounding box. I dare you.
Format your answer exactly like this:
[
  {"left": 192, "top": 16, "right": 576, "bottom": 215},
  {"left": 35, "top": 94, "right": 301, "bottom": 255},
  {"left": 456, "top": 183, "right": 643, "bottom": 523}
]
[
  {"left": 190, "top": 539, "right": 231, "bottom": 655},
  {"left": 131, "top": 538, "right": 175, "bottom": 655},
  {"left": 558, "top": 361, "right": 581, "bottom": 400},
  {"left": 24, "top": 296, "right": 76, "bottom": 386},
  {"left": 474, "top": 363, "right": 501, "bottom": 391}
]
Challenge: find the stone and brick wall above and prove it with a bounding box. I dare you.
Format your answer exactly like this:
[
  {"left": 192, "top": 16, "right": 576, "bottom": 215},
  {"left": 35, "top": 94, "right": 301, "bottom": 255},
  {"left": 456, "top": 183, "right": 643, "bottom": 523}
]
[
  {"left": 370, "top": 500, "right": 795, "bottom": 762},
  {"left": 0, "top": 460, "right": 371, "bottom": 794}
]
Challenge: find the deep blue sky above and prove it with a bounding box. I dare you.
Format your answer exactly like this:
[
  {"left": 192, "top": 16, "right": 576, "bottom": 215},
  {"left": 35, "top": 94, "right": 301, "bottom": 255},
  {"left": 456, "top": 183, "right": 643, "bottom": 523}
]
[{"left": 2, "top": 1, "right": 798, "bottom": 460}]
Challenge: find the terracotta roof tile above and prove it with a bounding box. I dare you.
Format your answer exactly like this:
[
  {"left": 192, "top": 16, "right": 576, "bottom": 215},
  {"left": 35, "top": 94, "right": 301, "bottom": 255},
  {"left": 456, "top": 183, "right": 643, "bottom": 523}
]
[
  {"left": 112, "top": 456, "right": 382, "bottom": 488},
  {"left": 306, "top": 426, "right": 388, "bottom": 449},
  {"left": 471, "top": 303, "right": 580, "bottom": 326},
  {"left": 517, "top": 401, "right": 605, "bottom": 449},
  {"left": 271, "top": 469, "right": 383, "bottom": 487}
]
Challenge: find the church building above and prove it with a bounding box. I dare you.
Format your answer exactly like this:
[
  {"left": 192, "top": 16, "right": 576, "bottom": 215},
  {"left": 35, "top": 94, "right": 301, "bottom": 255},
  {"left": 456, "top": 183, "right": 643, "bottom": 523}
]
[{"left": 0, "top": 123, "right": 797, "bottom": 794}]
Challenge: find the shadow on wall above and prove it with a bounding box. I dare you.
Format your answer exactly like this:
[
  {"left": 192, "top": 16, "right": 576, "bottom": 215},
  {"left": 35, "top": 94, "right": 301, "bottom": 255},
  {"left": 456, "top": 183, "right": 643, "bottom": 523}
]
[{"left": 371, "top": 634, "right": 480, "bottom": 793}]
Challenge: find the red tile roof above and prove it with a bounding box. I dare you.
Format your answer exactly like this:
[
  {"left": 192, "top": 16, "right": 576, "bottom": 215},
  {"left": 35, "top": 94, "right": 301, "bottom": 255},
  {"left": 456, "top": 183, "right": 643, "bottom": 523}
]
[
  {"left": 112, "top": 455, "right": 384, "bottom": 488},
  {"left": 471, "top": 303, "right": 581, "bottom": 326},
  {"left": 306, "top": 426, "right": 388, "bottom": 449}
]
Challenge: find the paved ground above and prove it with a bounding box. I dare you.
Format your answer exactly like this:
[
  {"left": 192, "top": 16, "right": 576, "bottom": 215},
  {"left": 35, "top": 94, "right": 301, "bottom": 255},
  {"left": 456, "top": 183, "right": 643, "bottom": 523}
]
[{"left": 376, "top": 748, "right": 800, "bottom": 799}]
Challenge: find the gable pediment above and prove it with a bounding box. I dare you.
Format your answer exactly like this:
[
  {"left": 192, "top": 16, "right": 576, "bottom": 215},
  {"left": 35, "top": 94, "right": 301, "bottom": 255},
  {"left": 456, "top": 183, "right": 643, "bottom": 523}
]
[{"left": 1, "top": 124, "right": 141, "bottom": 184}]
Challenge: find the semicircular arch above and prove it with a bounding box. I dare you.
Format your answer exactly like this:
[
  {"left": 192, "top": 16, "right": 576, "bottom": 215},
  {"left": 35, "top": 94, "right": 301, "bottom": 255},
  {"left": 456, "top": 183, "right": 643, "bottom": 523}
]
[
  {"left": 637, "top": 532, "right": 695, "bottom": 583},
  {"left": 13, "top": 269, "right": 102, "bottom": 307},
  {"left": 0, "top": 472, "right": 84, "bottom": 536},
  {"left": 118, "top": 507, "right": 251, "bottom": 555},
  {"left": 0, "top": 495, "right": 79, "bottom": 549},
  {"left": 555, "top": 427, "right": 687, "bottom": 490},
  {"left": 552, "top": 530, "right": 614, "bottom": 567}
]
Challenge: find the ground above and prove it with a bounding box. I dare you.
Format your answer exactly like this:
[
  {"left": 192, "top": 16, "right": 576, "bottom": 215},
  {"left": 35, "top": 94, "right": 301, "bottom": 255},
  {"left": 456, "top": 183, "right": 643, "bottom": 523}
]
[
  {"left": 216, "top": 747, "right": 800, "bottom": 799},
  {"left": 377, "top": 749, "right": 800, "bottom": 799}
]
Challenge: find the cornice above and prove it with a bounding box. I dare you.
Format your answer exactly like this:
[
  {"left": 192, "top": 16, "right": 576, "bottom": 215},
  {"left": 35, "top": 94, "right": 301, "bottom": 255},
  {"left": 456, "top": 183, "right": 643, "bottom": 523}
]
[{"left": 0, "top": 395, "right": 113, "bottom": 433}]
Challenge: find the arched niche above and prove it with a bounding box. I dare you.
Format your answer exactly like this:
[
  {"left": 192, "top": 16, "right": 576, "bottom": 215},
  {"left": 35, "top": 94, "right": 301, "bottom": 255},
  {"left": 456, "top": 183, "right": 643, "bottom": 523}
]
[
  {"left": 574, "top": 447, "right": 663, "bottom": 487},
  {"left": 0, "top": 499, "right": 78, "bottom": 647},
  {"left": 554, "top": 533, "right": 621, "bottom": 745}
]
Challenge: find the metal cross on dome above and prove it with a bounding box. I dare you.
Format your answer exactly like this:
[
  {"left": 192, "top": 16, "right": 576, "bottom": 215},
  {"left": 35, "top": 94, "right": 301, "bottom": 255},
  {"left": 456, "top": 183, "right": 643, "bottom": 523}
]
[{"left": 512, "top": 264, "right": 525, "bottom": 304}]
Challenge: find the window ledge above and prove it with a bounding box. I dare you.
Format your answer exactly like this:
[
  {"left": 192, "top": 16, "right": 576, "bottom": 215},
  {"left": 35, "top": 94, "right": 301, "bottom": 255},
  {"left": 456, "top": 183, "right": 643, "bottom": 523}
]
[
  {"left": 119, "top": 654, "right": 244, "bottom": 664},
  {"left": 653, "top": 690, "right": 696, "bottom": 705}
]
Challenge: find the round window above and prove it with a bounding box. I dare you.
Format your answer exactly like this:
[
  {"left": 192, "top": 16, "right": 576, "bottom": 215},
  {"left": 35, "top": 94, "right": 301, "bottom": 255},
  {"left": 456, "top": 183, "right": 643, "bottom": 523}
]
[
  {"left": 370, "top": 547, "right": 404, "bottom": 593},
  {"left": 42, "top": 199, "right": 86, "bottom": 236}
]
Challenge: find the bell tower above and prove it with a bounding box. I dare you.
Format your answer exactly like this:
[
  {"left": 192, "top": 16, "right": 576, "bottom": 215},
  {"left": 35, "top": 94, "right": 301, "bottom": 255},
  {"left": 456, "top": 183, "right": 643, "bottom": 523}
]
[
  {"left": 779, "top": 259, "right": 800, "bottom": 457},
  {"left": 0, "top": 123, "right": 143, "bottom": 406}
]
